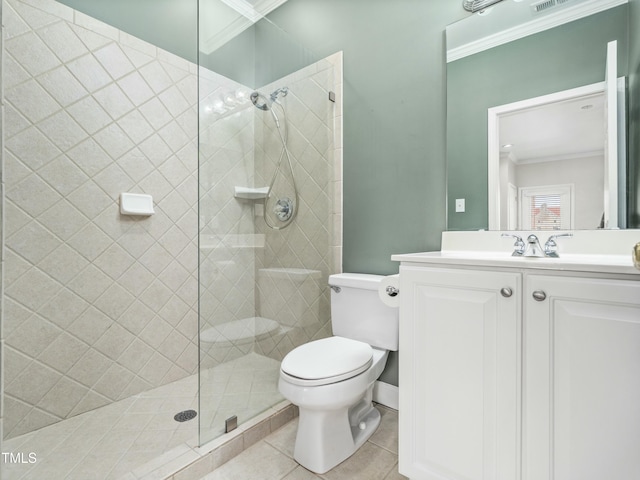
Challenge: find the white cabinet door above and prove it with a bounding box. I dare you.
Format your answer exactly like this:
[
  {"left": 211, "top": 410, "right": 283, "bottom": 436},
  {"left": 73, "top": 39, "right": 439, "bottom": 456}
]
[
  {"left": 524, "top": 275, "right": 640, "bottom": 480},
  {"left": 399, "top": 266, "right": 522, "bottom": 480}
]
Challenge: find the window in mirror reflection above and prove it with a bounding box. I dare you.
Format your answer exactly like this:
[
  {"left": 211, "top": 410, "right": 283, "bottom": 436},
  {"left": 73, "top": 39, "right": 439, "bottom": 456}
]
[{"left": 520, "top": 186, "right": 572, "bottom": 230}]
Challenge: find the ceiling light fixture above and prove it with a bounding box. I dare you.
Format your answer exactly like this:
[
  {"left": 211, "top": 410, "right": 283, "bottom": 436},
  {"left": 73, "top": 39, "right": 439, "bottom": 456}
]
[{"left": 462, "top": 0, "right": 506, "bottom": 13}]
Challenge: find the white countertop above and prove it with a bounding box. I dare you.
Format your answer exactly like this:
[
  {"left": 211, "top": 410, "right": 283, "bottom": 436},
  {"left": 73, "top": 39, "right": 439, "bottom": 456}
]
[{"left": 392, "top": 230, "right": 640, "bottom": 276}]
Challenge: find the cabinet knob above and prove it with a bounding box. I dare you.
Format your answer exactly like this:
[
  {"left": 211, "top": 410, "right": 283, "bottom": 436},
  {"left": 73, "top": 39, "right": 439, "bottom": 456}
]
[
  {"left": 500, "top": 287, "right": 513, "bottom": 298},
  {"left": 532, "top": 290, "right": 547, "bottom": 302}
]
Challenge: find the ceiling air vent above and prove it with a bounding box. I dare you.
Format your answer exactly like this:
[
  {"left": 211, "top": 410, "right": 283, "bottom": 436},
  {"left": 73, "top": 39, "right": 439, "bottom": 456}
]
[
  {"left": 532, "top": 0, "right": 558, "bottom": 13},
  {"left": 531, "top": 0, "right": 574, "bottom": 14}
]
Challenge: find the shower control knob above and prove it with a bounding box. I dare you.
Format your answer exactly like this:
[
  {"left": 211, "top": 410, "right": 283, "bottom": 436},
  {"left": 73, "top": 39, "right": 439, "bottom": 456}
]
[{"left": 274, "top": 197, "right": 294, "bottom": 222}]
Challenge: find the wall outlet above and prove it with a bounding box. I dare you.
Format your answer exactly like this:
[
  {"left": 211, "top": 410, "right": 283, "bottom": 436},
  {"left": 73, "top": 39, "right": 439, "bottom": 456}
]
[{"left": 455, "top": 198, "right": 465, "bottom": 213}]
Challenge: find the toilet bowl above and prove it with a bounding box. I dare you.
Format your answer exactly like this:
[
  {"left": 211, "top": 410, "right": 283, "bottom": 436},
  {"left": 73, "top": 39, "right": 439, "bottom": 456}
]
[{"left": 278, "top": 273, "right": 399, "bottom": 474}]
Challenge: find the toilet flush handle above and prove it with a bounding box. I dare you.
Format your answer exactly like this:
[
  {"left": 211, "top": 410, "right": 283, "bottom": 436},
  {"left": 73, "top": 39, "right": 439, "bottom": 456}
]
[
  {"left": 329, "top": 285, "right": 341, "bottom": 293},
  {"left": 385, "top": 286, "right": 399, "bottom": 297}
]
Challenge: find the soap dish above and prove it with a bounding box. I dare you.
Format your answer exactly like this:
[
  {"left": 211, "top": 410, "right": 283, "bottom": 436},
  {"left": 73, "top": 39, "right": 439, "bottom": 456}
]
[{"left": 120, "top": 193, "right": 155, "bottom": 216}]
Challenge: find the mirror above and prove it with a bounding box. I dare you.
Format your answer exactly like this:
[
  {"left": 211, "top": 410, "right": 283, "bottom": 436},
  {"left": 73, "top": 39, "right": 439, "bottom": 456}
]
[
  {"left": 445, "top": 0, "right": 635, "bottom": 230},
  {"left": 488, "top": 69, "right": 627, "bottom": 230},
  {"left": 491, "top": 84, "right": 608, "bottom": 231}
]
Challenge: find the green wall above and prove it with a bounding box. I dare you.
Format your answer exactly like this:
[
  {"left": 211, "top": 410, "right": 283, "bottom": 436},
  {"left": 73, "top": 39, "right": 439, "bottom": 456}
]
[
  {"left": 200, "top": 27, "right": 256, "bottom": 87},
  {"left": 447, "top": 6, "right": 629, "bottom": 230}
]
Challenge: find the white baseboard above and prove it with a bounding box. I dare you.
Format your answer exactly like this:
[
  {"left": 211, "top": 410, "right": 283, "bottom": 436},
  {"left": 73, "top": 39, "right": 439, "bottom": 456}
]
[{"left": 373, "top": 381, "right": 398, "bottom": 410}]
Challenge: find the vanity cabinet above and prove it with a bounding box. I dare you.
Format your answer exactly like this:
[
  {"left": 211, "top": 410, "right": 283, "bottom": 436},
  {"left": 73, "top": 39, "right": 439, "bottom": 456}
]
[
  {"left": 398, "top": 266, "right": 522, "bottom": 480},
  {"left": 398, "top": 264, "right": 640, "bottom": 480},
  {"left": 524, "top": 274, "right": 640, "bottom": 480}
]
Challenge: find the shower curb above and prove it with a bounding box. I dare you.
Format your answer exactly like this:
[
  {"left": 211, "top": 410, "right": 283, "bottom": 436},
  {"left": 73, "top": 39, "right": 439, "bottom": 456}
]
[{"left": 125, "top": 401, "right": 298, "bottom": 480}]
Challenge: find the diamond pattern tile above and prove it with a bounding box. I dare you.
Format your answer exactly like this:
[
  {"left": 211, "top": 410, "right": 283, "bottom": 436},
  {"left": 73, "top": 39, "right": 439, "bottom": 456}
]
[
  {"left": 6, "top": 125, "right": 62, "bottom": 169},
  {"left": 118, "top": 70, "right": 155, "bottom": 106},
  {"left": 66, "top": 53, "right": 112, "bottom": 92},
  {"left": 36, "top": 19, "right": 88, "bottom": 63},
  {"left": 10, "top": 0, "right": 60, "bottom": 30},
  {"left": 37, "top": 243, "right": 91, "bottom": 284},
  {"left": 37, "top": 155, "right": 90, "bottom": 196},
  {"left": 36, "top": 65, "right": 88, "bottom": 107},
  {"left": 66, "top": 95, "right": 112, "bottom": 134},
  {"left": 66, "top": 137, "right": 113, "bottom": 176},
  {"left": 65, "top": 180, "right": 114, "bottom": 218},
  {"left": 93, "top": 42, "right": 136, "bottom": 80},
  {"left": 93, "top": 82, "right": 135, "bottom": 120},
  {"left": 0, "top": 359, "right": 281, "bottom": 480},
  {"left": 5, "top": 30, "right": 61, "bottom": 76},
  {"left": 6, "top": 220, "right": 62, "bottom": 263},
  {"left": 2, "top": 0, "right": 341, "bottom": 455},
  {"left": 5, "top": 78, "right": 60, "bottom": 123}
]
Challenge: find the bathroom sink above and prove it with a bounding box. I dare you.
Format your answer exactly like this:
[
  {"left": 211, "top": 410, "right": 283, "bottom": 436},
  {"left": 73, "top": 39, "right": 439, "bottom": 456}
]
[{"left": 391, "top": 230, "right": 640, "bottom": 275}]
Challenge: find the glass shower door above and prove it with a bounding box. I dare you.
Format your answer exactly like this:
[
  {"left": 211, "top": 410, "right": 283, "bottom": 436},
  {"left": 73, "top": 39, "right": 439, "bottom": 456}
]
[{"left": 197, "top": 1, "right": 338, "bottom": 446}]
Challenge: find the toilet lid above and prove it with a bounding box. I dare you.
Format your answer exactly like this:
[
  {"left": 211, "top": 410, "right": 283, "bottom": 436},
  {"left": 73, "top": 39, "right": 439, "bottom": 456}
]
[{"left": 281, "top": 337, "right": 373, "bottom": 382}]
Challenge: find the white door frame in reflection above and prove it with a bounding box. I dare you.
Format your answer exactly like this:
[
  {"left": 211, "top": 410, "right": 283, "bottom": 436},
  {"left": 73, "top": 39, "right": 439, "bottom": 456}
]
[{"left": 487, "top": 77, "right": 626, "bottom": 230}]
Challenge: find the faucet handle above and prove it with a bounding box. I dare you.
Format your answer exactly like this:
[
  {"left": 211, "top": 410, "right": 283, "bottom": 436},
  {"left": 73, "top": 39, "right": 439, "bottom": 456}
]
[
  {"left": 501, "top": 233, "right": 525, "bottom": 256},
  {"left": 544, "top": 233, "right": 573, "bottom": 257}
]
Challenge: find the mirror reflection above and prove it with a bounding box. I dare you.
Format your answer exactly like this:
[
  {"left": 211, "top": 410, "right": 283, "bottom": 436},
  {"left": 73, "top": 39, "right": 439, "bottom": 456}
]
[
  {"left": 495, "top": 90, "right": 605, "bottom": 230},
  {"left": 489, "top": 75, "right": 626, "bottom": 230},
  {"left": 445, "top": 0, "right": 636, "bottom": 230}
]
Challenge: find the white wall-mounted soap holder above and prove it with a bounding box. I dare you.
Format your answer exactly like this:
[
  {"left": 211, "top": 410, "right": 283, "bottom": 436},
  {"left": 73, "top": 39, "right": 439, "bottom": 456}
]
[{"left": 120, "top": 193, "right": 155, "bottom": 216}]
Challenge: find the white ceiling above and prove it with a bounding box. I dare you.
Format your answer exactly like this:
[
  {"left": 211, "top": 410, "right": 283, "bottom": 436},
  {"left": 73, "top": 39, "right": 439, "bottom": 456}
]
[{"left": 499, "top": 92, "right": 605, "bottom": 164}]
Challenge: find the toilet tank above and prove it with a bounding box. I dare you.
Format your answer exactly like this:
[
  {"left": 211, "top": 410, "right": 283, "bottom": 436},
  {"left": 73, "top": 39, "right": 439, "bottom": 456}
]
[{"left": 329, "top": 273, "right": 398, "bottom": 351}]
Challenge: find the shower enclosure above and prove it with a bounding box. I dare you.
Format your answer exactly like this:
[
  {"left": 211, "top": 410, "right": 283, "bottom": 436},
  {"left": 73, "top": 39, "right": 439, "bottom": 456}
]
[
  {"left": 197, "top": 5, "right": 340, "bottom": 445},
  {"left": 0, "top": 0, "right": 341, "bottom": 477}
]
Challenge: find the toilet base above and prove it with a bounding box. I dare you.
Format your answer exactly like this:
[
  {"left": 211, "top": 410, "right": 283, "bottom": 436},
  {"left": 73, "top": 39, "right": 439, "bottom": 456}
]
[{"left": 293, "top": 390, "right": 381, "bottom": 474}]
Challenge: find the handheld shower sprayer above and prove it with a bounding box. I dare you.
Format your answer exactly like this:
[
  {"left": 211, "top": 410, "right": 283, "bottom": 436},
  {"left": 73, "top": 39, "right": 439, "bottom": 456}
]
[
  {"left": 249, "top": 86, "right": 298, "bottom": 230},
  {"left": 250, "top": 90, "right": 283, "bottom": 127}
]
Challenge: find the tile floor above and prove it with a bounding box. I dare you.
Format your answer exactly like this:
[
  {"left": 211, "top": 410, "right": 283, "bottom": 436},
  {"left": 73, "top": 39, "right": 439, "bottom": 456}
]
[
  {"left": 2, "top": 353, "right": 282, "bottom": 480},
  {"left": 198, "top": 405, "right": 408, "bottom": 480}
]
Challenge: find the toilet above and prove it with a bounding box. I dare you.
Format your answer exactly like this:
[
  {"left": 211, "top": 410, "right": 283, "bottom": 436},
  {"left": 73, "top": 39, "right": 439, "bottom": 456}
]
[{"left": 278, "top": 273, "right": 399, "bottom": 474}]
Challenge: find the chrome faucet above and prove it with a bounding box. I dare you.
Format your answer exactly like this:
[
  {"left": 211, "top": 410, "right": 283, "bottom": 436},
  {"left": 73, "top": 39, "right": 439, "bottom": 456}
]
[
  {"left": 523, "top": 234, "right": 543, "bottom": 257},
  {"left": 543, "top": 233, "right": 573, "bottom": 257},
  {"left": 501, "top": 233, "right": 525, "bottom": 256},
  {"left": 503, "top": 232, "right": 573, "bottom": 257}
]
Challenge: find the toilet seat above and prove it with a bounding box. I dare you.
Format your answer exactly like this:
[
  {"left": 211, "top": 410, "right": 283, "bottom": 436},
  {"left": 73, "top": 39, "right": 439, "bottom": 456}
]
[{"left": 281, "top": 337, "right": 373, "bottom": 387}]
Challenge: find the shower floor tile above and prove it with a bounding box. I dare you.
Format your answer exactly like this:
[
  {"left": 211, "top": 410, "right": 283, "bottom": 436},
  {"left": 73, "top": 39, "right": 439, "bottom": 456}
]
[{"left": 1, "top": 353, "right": 282, "bottom": 480}]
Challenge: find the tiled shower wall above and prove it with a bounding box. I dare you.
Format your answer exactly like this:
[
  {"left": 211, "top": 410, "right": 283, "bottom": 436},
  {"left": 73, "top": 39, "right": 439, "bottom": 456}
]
[
  {"left": 198, "top": 54, "right": 342, "bottom": 370},
  {"left": 2, "top": 0, "right": 199, "bottom": 438},
  {"left": 254, "top": 56, "right": 342, "bottom": 361},
  {"left": 1, "top": 0, "right": 343, "bottom": 441},
  {"left": 198, "top": 69, "right": 258, "bottom": 369}
]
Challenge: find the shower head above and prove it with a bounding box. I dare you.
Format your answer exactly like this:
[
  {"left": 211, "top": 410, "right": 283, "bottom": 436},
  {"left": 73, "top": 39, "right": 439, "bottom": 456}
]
[
  {"left": 270, "top": 87, "right": 289, "bottom": 103},
  {"left": 251, "top": 87, "right": 289, "bottom": 111},
  {"left": 250, "top": 91, "right": 282, "bottom": 127},
  {"left": 250, "top": 91, "right": 271, "bottom": 111}
]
